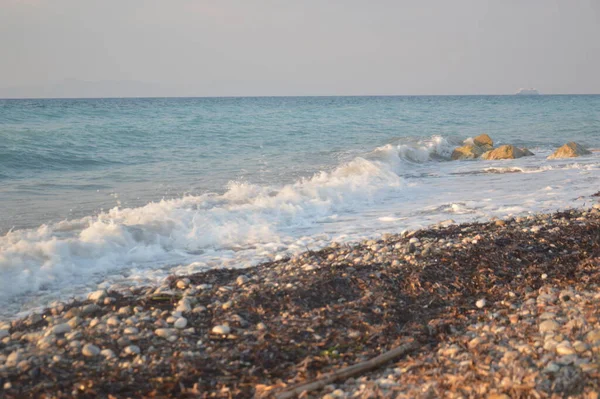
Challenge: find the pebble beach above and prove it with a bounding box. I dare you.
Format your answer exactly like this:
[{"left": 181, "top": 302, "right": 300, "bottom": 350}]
[{"left": 2, "top": 198, "right": 600, "bottom": 398}]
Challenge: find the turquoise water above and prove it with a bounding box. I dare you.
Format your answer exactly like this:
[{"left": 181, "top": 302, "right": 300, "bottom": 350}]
[
  {"left": 2, "top": 96, "right": 598, "bottom": 231},
  {"left": 0, "top": 95, "right": 599, "bottom": 318}
]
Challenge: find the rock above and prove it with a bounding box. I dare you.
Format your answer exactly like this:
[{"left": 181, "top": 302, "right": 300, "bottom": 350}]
[
  {"left": 68, "top": 316, "right": 83, "bottom": 328},
  {"left": 174, "top": 317, "right": 188, "bottom": 329},
  {"left": 236, "top": 275, "right": 249, "bottom": 286},
  {"left": 80, "top": 304, "right": 100, "bottom": 316},
  {"left": 212, "top": 325, "right": 231, "bottom": 335},
  {"left": 451, "top": 144, "right": 486, "bottom": 160},
  {"left": 548, "top": 142, "right": 591, "bottom": 159},
  {"left": 539, "top": 320, "right": 560, "bottom": 334},
  {"left": 155, "top": 328, "right": 176, "bottom": 339},
  {"left": 544, "top": 362, "right": 561, "bottom": 373},
  {"left": 257, "top": 322, "right": 267, "bottom": 331},
  {"left": 48, "top": 323, "right": 71, "bottom": 336},
  {"left": 100, "top": 349, "right": 116, "bottom": 359},
  {"left": 521, "top": 148, "right": 535, "bottom": 156},
  {"left": 584, "top": 329, "right": 600, "bottom": 345},
  {"left": 123, "top": 345, "right": 140, "bottom": 356},
  {"left": 106, "top": 317, "right": 120, "bottom": 327},
  {"left": 573, "top": 341, "right": 589, "bottom": 353},
  {"left": 556, "top": 341, "right": 576, "bottom": 356},
  {"left": 176, "top": 280, "right": 188, "bottom": 290},
  {"left": 88, "top": 290, "right": 107, "bottom": 303},
  {"left": 65, "top": 331, "right": 82, "bottom": 341},
  {"left": 481, "top": 145, "right": 534, "bottom": 160},
  {"left": 175, "top": 298, "right": 192, "bottom": 313},
  {"left": 6, "top": 351, "right": 22, "bottom": 367},
  {"left": 473, "top": 133, "right": 493, "bottom": 150},
  {"left": 82, "top": 344, "right": 100, "bottom": 357},
  {"left": 475, "top": 299, "right": 486, "bottom": 308},
  {"left": 123, "top": 327, "right": 139, "bottom": 335}
]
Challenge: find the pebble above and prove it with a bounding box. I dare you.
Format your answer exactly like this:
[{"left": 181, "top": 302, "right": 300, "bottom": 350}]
[
  {"left": 236, "top": 275, "right": 249, "bottom": 286},
  {"left": 123, "top": 345, "right": 141, "bottom": 356},
  {"left": 6, "top": 351, "right": 22, "bottom": 367},
  {"left": 176, "top": 280, "right": 188, "bottom": 290},
  {"left": 155, "top": 328, "right": 176, "bottom": 338},
  {"left": 584, "top": 329, "right": 600, "bottom": 345},
  {"left": 174, "top": 317, "right": 188, "bottom": 329},
  {"left": 555, "top": 341, "right": 576, "bottom": 356},
  {"left": 82, "top": 344, "right": 100, "bottom": 357},
  {"left": 257, "top": 322, "right": 267, "bottom": 331},
  {"left": 539, "top": 320, "right": 560, "bottom": 334},
  {"left": 100, "top": 349, "right": 116, "bottom": 359},
  {"left": 475, "top": 299, "right": 486, "bottom": 308},
  {"left": 544, "top": 362, "right": 561, "bottom": 373},
  {"left": 212, "top": 325, "right": 231, "bottom": 335},
  {"left": 68, "top": 316, "right": 83, "bottom": 328},
  {"left": 80, "top": 304, "right": 100, "bottom": 316},
  {"left": 88, "top": 290, "right": 107, "bottom": 302},
  {"left": 123, "top": 327, "right": 139, "bottom": 335},
  {"left": 106, "top": 317, "right": 120, "bottom": 327},
  {"left": 176, "top": 298, "right": 192, "bottom": 313},
  {"left": 48, "top": 323, "right": 71, "bottom": 336}
]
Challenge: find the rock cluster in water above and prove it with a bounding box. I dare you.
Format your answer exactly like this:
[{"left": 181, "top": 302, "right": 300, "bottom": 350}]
[
  {"left": 452, "top": 135, "right": 593, "bottom": 161},
  {"left": 451, "top": 134, "right": 534, "bottom": 160}
]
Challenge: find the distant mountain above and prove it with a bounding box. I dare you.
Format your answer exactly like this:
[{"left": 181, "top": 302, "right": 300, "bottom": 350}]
[
  {"left": 0, "top": 79, "right": 173, "bottom": 99},
  {"left": 515, "top": 88, "right": 540, "bottom": 95}
]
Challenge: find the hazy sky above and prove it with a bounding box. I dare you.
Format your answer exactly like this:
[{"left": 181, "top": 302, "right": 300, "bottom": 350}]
[{"left": 1, "top": 0, "right": 599, "bottom": 97}]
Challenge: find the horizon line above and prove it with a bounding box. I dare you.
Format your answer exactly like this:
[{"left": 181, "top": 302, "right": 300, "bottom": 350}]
[{"left": 2, "top": 93, "right": 600, "bottom": 101}]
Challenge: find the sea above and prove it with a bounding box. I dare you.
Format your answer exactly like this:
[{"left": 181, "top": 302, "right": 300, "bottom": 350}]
[{"left": 1, "top": 95, "right": 599, "bottom": 319}]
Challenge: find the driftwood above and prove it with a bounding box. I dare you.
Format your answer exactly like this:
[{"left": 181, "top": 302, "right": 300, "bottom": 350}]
[{"left": 272, "top": 341, "right": 419, "bottom": 399}]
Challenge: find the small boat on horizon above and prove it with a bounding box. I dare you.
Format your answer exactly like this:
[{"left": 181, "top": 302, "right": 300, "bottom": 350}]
[{"left": 515, "top": 88, "right": 541, "bottom": 95}]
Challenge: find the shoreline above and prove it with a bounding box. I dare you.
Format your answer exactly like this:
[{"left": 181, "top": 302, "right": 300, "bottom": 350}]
[{"left": 1, "top": 205, "right": 600, "bottom": 398}]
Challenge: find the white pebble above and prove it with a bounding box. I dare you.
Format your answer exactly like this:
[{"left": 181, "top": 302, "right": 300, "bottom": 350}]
[
  {"left": 106, "top": 317, "right": 120, "bottom": 327},
  {"left": 155, "top": 328, "right": 176, "bottom": 338},
  {"left": 212, "top": 325, "right": 231, "bottom": 335},
  {"left": 82, "top": 344, "right": 100, "bottom": 357},
  {"left": 123, "top": 327, "right": 139, "bottom": 335},
  {"left": 174, "top": 317, "right": 188, "bottom": 329},
  {"left": 123, "top": 345, "right": 140, "bottom": 355},
  {"left": 539, "top": 320, "right": 560, "bottom": 334},
  {"left": 475, "top": 299, "right": 486, "bottom": 308},
  {"left": 236, "top": 275, "right": 249, "bottom": 286},
  {"left": 88, "top": 290, "right": 107, "bottom": 302}
]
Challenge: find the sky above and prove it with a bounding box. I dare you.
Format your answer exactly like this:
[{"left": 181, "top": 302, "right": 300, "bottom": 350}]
[{"left": 1, "top": 0, "right": 599, "bottom": 97}]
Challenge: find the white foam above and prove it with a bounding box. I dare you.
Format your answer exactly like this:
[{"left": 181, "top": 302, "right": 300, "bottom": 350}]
[
  {"left": 369, "top": 135, "right": 455, "bottom": 167},
  {"left": 0, "top": 154, "right": 404, "bottom": 313}
]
